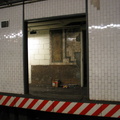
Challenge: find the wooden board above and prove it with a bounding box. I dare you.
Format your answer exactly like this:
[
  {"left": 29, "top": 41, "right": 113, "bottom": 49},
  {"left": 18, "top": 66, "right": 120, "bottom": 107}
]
[{"left": 50, "top": 29, "right": 63, "bottom": 62}]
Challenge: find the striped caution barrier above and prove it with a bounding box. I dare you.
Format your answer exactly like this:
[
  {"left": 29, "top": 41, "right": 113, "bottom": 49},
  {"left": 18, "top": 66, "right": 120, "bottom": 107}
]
[{"left": 0, "top": 95, "right": 120, "bottom": 118}]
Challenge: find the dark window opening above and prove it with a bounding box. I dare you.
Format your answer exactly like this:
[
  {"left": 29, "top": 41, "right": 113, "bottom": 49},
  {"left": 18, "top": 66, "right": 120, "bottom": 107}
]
[
  {"left": 1, "top": 21, "right": 9, "bottom": 28},
  {"left": 27, "top": 15, "right": 87, "bottom": 101}
]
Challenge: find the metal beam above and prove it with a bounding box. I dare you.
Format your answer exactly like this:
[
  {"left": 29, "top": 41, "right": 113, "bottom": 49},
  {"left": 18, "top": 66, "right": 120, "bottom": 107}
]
[{"left": 0, "top": 0, "right": 46, "bottom": 8}]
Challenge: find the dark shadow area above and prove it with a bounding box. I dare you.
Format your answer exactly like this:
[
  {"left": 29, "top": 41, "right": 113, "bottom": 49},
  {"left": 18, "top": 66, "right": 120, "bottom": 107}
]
[
  {"left": 29, "top": 85, "right": 88, "bottom": 102},
  {"left": 0, "top": 106, "right": 118, "bottom": 120}
]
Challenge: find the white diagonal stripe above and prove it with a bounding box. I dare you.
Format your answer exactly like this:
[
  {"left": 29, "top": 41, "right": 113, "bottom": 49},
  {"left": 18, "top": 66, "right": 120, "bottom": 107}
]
[
  {"left": 6, "top": 97, "right": 15, "bottom": 106},
  {"left": 22, "top": 99, "right": 34, "bottom": 108},
  {"left": 15, "top": 98, "right": 24, "bottom": 107},
  {"left": 74, "top": 103, "right": 89, "bottom": 114},
  {"left": 0, "top": 96, "right": 7, "bottom": 104},
  {"left": 32, "top": 100, "right": 44, "bottom": 110},
  {"left": 54, "top": 101, "right": 65, "bottom": 112},
  {"left": 112, "top": 109, "right": 120, "bottom": 118},
  {"left": 86, "top": 104, "right": 101, "bottom": 115},
  {"left": 62, "top": 102, "right": 77, "bottom": 113},
  {"left": 41, "top": 101, "right": 53, "bottom": 111},
  {"left": 102, "top": 104, "right": 116, "bottom": 116}
]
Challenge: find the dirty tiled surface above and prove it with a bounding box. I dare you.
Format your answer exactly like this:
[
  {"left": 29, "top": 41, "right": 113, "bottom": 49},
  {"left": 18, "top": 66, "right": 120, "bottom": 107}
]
[
  {"left": 0, "top": 5, "right": 24, "bottom": 94},
  {"left": 88, "top": 0, "right": 120, "bottom": 101}
]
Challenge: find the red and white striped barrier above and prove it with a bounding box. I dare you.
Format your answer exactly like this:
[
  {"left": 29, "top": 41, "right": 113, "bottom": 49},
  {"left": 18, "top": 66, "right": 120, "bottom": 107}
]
[{"left": 0, "top": 95, "right": 120, "bottom": 118}]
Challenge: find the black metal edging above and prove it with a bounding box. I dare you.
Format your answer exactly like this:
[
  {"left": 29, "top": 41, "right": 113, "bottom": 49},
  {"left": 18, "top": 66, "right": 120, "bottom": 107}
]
[
  {"left": 27, "top": 13, "right": 86, "bottom": 24},
  {"left": 0, "top": 0, "right": 46, "bottom": 9},
  {"left": 22, "top": 0, "right": 29, "bottom": 94},
  {"left": 85, "top": 0, "right": 89, "bottom": 99}
]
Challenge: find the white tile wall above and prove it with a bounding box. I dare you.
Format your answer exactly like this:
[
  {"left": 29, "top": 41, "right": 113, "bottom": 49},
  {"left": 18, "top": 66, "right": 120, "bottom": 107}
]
[
  {"left": 25, "top": 0, "right": 85, "bottom": 20},
  {"left": 0, "top": 6, "right": 24, "bottom": 94},
  {"left": 1, "top": 0, "right": 119, "bottom": 102},
  {"left": 28, "top": 30, "right": 50, "bottom": 65},
  {"left": 28, "top": 30, "right": 50, "bottom": 83},
  {"left": 88, "top": 0, "right": 120, "bottom": 101}
]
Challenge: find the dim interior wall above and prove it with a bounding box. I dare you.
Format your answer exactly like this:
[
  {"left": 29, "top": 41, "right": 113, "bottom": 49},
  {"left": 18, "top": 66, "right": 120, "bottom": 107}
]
[
  {"left": 0, "top": 6, "right": 24, "bottom": 94},
  {"left": 25, "top": 0, "right": 85, "bottom": 20},
  {"left": 88, "top": 0, "right": 120, "bottom": 101},
  {"left": 28, "top": 29, "right": 82, "bottom": 84}
]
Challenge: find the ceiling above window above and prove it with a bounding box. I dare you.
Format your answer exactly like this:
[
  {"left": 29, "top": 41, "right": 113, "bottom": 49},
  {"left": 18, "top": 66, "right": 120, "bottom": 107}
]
[
  {"left": 0, "top": 0, "right": 45, "bottom": 8},
  {"left": 0, "top": 0, "right": 27, "bottom": 6}
]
